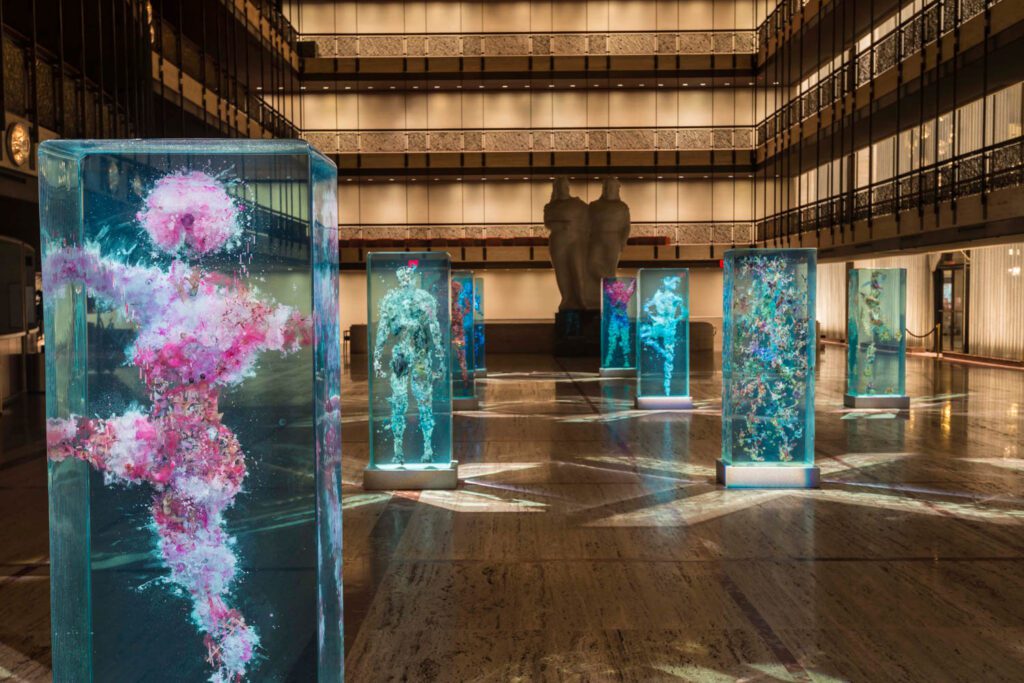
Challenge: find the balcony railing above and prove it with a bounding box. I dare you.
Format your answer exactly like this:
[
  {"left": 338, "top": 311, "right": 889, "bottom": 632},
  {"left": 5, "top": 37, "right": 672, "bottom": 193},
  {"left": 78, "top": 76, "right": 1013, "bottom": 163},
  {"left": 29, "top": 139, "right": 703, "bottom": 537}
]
[
  {"left": 339, "top": 221, "right": 755, "bottom": 246},
  {"left": 757, "top": 0, "right": 1002, "bottom": 146},
  {"left": 306, "top": 30, "right": 757, "bottom": 59},
  {"left": 304, "top": 126, "right": 755, "bottom": 155},
  {"left": 756, "top": 136, "right": 1024, "bottom": 242}
]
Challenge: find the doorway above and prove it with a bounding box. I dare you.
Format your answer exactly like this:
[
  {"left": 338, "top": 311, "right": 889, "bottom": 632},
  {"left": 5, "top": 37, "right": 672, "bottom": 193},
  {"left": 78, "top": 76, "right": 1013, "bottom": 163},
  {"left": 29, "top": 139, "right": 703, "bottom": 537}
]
[{"left": 934, "top": 254, "right": 969, "bottom": 353}]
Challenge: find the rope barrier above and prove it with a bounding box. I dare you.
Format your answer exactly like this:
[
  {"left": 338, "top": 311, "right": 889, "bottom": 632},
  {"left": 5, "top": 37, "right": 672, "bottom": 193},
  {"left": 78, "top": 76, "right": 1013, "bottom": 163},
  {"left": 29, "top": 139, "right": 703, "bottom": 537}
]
[{"left": 905, "top": 323, "right": 940, "bottom": 339}]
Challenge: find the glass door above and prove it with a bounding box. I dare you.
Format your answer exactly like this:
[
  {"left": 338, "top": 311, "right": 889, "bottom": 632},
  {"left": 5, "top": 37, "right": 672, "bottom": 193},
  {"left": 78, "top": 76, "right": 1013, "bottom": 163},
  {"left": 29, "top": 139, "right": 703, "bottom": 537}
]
[{"left": 935, "top": 264, "right": 968, "bottom": 352}]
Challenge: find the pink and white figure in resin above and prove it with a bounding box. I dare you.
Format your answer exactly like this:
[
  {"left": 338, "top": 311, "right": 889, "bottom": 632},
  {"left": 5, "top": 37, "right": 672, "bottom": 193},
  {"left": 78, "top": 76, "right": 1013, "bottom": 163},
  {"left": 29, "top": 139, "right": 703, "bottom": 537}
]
[{"left": 44, "top": 171, "right": 311, "bottom": 683}]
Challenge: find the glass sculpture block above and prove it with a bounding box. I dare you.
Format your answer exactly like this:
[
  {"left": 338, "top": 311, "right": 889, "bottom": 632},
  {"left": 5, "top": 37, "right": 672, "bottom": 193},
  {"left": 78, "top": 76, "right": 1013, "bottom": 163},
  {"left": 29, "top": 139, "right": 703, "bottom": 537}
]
[
  {"left": 366, "top": 252, "right": 453, "bottom": 475},
  {"left": 39, "top": 140, "right": 343, "bottom": 682},
  {"left": 636, "top": 268, "right": 691, "bottom": 408},
  {"left": 451, "top": 270, "right": 476, "bottom": 402},
  {"left": 720, "top": 249, "right": 818, "bottom": 487},
  {"left": 600, "top": 276, "right": 637, "bottom": 374},
  {"left": 846, "top": 268, "right": 908, "bottom": 407},
  {"left": 473, "top": 276, "right": 486, "bottom": 374}
]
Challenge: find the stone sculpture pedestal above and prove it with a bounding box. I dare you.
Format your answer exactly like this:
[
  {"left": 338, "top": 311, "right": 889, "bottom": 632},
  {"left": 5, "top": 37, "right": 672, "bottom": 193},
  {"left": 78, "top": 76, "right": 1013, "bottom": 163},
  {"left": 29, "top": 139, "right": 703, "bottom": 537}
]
[{"left": 554, "top": 309, "right": 600, "bottom": 357}]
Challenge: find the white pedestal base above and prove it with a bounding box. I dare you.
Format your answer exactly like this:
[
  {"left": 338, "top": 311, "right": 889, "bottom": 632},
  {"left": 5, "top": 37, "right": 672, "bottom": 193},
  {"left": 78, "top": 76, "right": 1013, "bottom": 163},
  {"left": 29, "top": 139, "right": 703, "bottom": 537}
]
[
  {"left": 716, "top": 459, "right": 820, "bottom": 488},
  {"left": 474, "top": 368, "right": 487, "bottom": 378},
  {"left": 363, "top": 461, "right": 459, "bottom": 490},
  {"left": 599, "top": 367, "right": 636, "bottom": 378},
  {"left": 843, "top": 394, "right": 910, "bottom": 409},
  {"left": 453, "top": 397, "right": 479, "bottom": 411},
  {"left": 635, "top": 395, "right": 694, "bottom": 410}
]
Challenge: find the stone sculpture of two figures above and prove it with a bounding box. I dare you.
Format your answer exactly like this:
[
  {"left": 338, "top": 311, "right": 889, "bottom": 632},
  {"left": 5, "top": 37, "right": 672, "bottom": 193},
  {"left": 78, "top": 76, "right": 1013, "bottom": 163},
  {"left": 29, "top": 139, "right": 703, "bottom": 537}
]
[{"left": 543, "top": 177, "right": 631, "bottom": 312}]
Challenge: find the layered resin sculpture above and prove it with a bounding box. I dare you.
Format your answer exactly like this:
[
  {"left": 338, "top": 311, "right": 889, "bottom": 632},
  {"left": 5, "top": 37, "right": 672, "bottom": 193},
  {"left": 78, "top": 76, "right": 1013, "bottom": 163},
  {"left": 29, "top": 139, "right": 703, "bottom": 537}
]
[
  {"left": 846, "top": 268, "right": 909, "bottom": 408},
  {"left": 599, "top": 276, "right": 637, "bottom": 376},
  {"left": 473, "top": 276, "right": 486, "bottom": 376},
  {"left": 451, "top": 271, "right": 477, "bottom": 409},
  {"left": 719, "top": 249, "right": 818, "bottom": 488},
  {"left": 636, "top": 269, "right": 692, "bottom": 409},
  {"left": 40, "top": 140, "right": 343, "bottom": 681},
  {"left": 365, "top": 252, "right": 455, "bottom": 489}
]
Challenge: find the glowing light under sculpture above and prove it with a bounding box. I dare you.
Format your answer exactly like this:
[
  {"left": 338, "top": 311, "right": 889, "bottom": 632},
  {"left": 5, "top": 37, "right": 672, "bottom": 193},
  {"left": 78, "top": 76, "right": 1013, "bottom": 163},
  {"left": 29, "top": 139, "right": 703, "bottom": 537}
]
[
  {"left": 845, "top": 268, "right": 909, "bottom": 409},
  {"left": 41, "top": 140, "right": 343, "bottom": 681},
  {"left": 636, "top": 268, "right": 692, "bottom": 409},
  {"left": 600, "top": 276, "right": 637, "bottom": 377},
  {"left": 365, "top": 252, "right": 456, "bottom": 489},
  {"left": 718, "top": 249, "right": 819, "bottom": 488},
  {"left": 451, "top": 271, "right": 478, "bottom": 409},
  {"left": 473, "top": 276, "right": 486, "bottom": 376}
]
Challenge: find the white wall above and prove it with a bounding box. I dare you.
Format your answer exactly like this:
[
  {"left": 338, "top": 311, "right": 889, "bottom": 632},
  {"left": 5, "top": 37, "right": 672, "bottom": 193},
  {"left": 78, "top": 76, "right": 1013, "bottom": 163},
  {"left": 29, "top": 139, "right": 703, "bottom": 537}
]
[
  {"left": 288, "top": 0, "right": 766, "bottom": 34},
  {"left": 301, "top": 89, "right": 758, "bottom": 130},
  {"left": 340, "top": 266, "right": 725, "bottom": 335},
  {"left": 340, "top": 178, "right": 755, "bottom": 226}
]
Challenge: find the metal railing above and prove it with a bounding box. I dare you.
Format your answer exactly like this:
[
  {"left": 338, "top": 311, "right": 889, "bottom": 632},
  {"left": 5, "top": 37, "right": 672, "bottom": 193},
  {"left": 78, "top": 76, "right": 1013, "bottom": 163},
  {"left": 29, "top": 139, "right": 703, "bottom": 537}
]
[
  {"left": 756, "top": 136, "right": 1024, "bottom": 241},
  {"left": 757, "top": 0, "right": 1002, "bottom": 146},
  {"left": 340, "top": 221, "right": 755, "bottom": 246},
  {"left": 303, "top": 126, "right": 756, "bottom": 155},
  {"left": 305, "top": 29, "right": 757, "bottom": 58}
]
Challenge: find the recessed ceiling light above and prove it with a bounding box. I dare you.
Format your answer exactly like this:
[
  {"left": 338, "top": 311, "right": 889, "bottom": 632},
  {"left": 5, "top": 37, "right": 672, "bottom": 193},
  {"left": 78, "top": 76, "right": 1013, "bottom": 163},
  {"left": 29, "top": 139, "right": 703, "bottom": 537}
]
[
  {"left": 700, "top": 82, "right": 706, "bottom": 86},
  {"left": 367, "top": 86, "right": 374, "bottom": 90},
  {"left": 524, "top": 84, "right": 530, "bottom": 88},
  {"left": 678, "top": 175, "right": 684, "bottom": 178},
  {"left": 457, "top": 177, "right": 462, "bottom": 181},
  {"left": 256, "top": 86, "right": 262, "bottom": 90},
  {"left": 456, "top": 85, "right": 462, "bottom": 89},
  {"left": 300, "top": 85, "right": 307, "bottom": 90},
  {"left": 502, "top": 84, "right": 508, "bottom": 88},
  {"left": 682, "top": 83, "right": 689, "bottom": 87},
  {"left": 658, "top": 83, "right": 664, "bottom": 87},
  {"left": 773, "top": 81, "right": 779, "bottom": 85},
  {"left": 479, "top": 85, "right": 485, "bottom": 89},
  {"left": 389, "top": 85, "right": 395, "bottom": 90},
  {"left": 278, "top": 86, "right": 283, "bottom": 90},
  {"left": 522, "top": 177, "right": 528, "bottom": 180},
  {"left": 703, "top": 175, "right": 709, "bottom": 178},
  {"left": 434, "top": 177, "right": 440, "bottom": 181},
  {"left": 346, "top": 178, "right": 352, "bottom": 182},
  {"left": 389, "top": 178, "right": 395, "bottom": 181},
  {"left": 639, "top": 83, "right": 645, "bottom": 87},
  {"left": 657, "top": 176, "right": 663, "bottom": 179},
  {"left": 748, "top": 81, "right": 754, "bottom": 85},
  {"left": 413, "top": 85, "right": 419, "bottom": 89},
  {"left": 548, "top": 84, "right": 555, "bottom": 88},
  {"left": 504, "top": 177, "right": 510, "bottom": 180},
  {"left": 593, "top": 84, "right": 599, "bottom": 87},
  {"left": 322, "top": 86, "right": 328, "bottom": 90},
  {"left": 344, "top": 86, "right": 351, "bottom": 90},
  {"left": 569, "top": 84, "right": 576, "bottom": 88},
  {"left": 617, "top": 83, "right": 623, "bottom": 87},
  {"left": 724, "top": 82, "right": 730, "bottom": 86}
]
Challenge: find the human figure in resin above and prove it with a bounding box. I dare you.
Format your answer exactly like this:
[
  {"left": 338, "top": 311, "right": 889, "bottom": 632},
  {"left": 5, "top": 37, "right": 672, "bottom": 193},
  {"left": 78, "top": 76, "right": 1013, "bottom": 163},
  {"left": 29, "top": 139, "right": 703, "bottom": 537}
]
[
  {"left": 451, "top": 279, "right": 472, "bottom": 383},
  {"left": 44, "top": 171, "right": 311, "bottom": 682},
  {"left": 603, "top": 278, "right": 636, "bottom": 368},
  {"left": 373, "top": 260, "right": 447, "bottom": 465},
  {"left": 856, "top": 270, "right": 901, "bottom": 394},
  {"left": 639, "top": 275, "right": 686, "bottom": 395}
]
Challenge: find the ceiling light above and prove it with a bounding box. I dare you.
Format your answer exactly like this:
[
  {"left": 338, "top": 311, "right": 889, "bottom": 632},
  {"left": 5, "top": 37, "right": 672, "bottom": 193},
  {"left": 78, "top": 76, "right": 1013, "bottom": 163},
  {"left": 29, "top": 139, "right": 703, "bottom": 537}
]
[
  {"left": 502, "top": 84, "right": 508, "bottom": 89},
  {"left": 504, "top": 177, "right": 510, "bottom": 180},
  {"left": 748, "top": 81, "right": 754, "bottom": 85},
  {"left": 700, "top": 82, "right": 706, "bottom": 86},
  {"left": 367, "top": 86, "right": 374, "bottom": 90},
  {"left": 389, "top": 178, "right": 395, "bottom": 181},
  {"left": 413, "top": 85, "right": 419, "bottom": 89},
  {"left": 322, "top": 86, "right": 328, "bottom": 90},
  {"left": 682, "top": 83, "right": 689, "bottom": 87},
  {"left": 548, "top": 84, "right": 555, "bottom": 88},
  {"left": 344, "top": 86, "right": 351, "bottom": 90},
  {"left": 256, "top": 86, "right": 262, "bottom": 90},
  {"left": 479, "top": 85, "right": 485, "bottom": 89},
  {"left": 639, "top": 83, "right": 645, "bottom": 87},
  {"left": 658, "top": 83, "right": 665, "bottom": 87},
  {"left": 300, "top": 85, "right": 307, "bottom": 90},
  {"left": 617, "top": 83, "right": 623, "bottom": 87},
  {"left": 456, "top": 85, "right": 462, "bottom": 89},
  {"left": 389, "top": 86, "right": 395, "bottom": 90},
  {"left": 457, "top": 177, "right": 462, "bottom": 181},
  {"left": 524, "top": 85, "right": 530, "bottom": 88},
  {"left": 569, "top": 84, "right": 576, "bottom": 88},
  {"left": 434, "top": 85, "right": 440, "bottom": 89},
  {"left": 724, "top": 82, "right": 730, "bottom": 86},
  {"left": 346, "top": 178, "right": 352, "bottom": 182},
  {"left": 773, "top": 81, "right": 779, "bottom": 85}
]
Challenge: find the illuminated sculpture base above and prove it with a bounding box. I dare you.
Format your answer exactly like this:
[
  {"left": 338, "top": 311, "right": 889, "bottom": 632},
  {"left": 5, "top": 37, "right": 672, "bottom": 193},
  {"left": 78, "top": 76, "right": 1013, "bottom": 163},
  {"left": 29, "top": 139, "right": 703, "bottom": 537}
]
[
  {"left": 453, "top": 397, "right": 480, "bottom": 411},
  {"left": 716, "top": 460, "right": 820, "bottom": 489},
  {"left": 635, "top": 395, "right": 693, "bottom": 410},
  {"left": 843, "top": 394, "right": 910, "bottom": 409},
  {"left": 363, "top": 461, "right": 459, "bottom": 490},
  {"left": 474, "top": 368, "right": 488, "bottom": 378},
  {"left": 600, "top": 367, "right": 636, "bottom": 378}
]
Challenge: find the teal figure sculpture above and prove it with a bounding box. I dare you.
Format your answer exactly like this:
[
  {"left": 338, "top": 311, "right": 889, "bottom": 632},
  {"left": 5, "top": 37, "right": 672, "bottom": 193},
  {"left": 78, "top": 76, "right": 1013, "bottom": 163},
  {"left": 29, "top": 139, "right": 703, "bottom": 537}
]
[
  {"left": 451, "top": 271, "right": 478, "bottom": 410},
  {"left": 599, "top": 276, "right": 637, "bottom": 377},
  {"left": 40, "top": 140, "right": 343, "bottom": 682},
  {"left": 473, "top": 276, "right": 487, "bottom": 377},
  {"left": 365, "top": 252, "right": 456, "bottom": 489},
  {"left": 636, "top": 269, "right": 692, "bottom": 409},
  {"left": 845, "top": 268, "right": 909, "bottom": 408},
  {"left": 718, "top": 248, "right": 819, "bottom": 488}
]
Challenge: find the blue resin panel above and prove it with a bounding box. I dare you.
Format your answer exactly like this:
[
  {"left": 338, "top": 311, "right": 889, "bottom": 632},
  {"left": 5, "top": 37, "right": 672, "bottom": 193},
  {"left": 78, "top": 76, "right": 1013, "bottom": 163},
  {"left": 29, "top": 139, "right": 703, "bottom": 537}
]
[
  {"left": 367, "top": 252, "right": 452, "bottom": 468},
  {"left": 473, "top": 276, "right": 486, "bottom": 372},
  {"left": 600, "top": 276, "right": 637, "bottom": 370},
  {"left": 847, "top": 268, "right": 907, "bottom": 397},
  {"left": 637, "top": 269, "right": 690, "bottom": 397},
  {"left": 722, "top": 249, "right": 816, "bottom": 466},
  {"left": 452, "top": 271, "right": 476, "bottom": 399},
  {"left": 39, "top": 139, "right": 343, "bottom": 682}
]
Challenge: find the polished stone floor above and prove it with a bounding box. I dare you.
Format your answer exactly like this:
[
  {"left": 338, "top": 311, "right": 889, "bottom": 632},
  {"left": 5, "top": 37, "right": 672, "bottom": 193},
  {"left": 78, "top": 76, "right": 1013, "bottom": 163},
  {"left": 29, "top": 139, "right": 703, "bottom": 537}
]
[{"left": 3, "top": 350, "right": 1024, "bottom": 681}]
